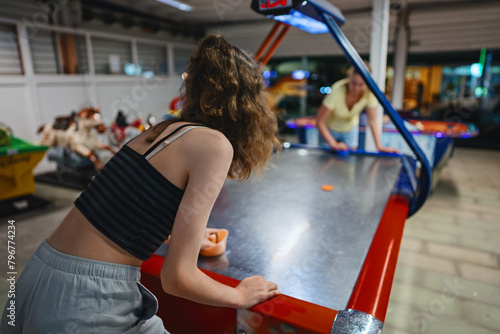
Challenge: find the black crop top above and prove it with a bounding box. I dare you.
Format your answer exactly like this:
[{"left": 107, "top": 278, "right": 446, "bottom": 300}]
[{"left": 74, "top": 123, "right": 205, "bottom": 260}]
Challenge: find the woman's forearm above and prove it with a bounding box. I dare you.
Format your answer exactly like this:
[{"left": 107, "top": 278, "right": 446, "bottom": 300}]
[
  {"left": 367, "top": 116, "right": 383, "bottom": 149},
  {"left": 316, "top": 105, "right": 338, "bottom": 148},
  {"left": 162, "top": 268, "right": 243, "bottom": 308},
  {"left": 317, "top": 122, "right": 338, "bottom": 147}
]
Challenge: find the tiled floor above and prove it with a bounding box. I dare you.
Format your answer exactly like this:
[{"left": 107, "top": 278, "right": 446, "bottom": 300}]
[
  {"left": 0, "top": 147, "right": 499, "bottom": 333},
  {"left": 383, "top": 148, "right": 500, "bottom": 334}
]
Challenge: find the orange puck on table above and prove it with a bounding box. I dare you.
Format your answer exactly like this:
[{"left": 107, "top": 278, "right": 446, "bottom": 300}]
[{"left": 321, "top": 184, "right": 334, "bottom": 191}]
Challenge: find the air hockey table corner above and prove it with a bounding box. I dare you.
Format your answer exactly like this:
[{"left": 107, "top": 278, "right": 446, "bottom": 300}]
[{"left": 140, "top": 144, "right": 417, "bottom": 334}]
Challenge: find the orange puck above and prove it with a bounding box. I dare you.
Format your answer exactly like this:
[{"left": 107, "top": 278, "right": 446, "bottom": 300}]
[{"left": 321, "top": 184, "right": 334, "bottom": 191}]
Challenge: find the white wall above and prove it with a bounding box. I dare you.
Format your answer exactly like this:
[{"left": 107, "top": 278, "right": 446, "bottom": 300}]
[
  {"left": 0, "top": 76, "right": 185, "bottom": 174},
  {"left": 0, "top": 33, "right": 191, "bottom": 139},
  {"left": 0, "top": 76, "right": 184, "bottom": 143},
  {"left": 0, "top": 82, "right": 36, "bottom": 141},
  {"left": 0, "top": 15, "right": 195, "bottom": 174}
]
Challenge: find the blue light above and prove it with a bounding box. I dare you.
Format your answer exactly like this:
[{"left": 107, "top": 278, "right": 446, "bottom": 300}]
[
  {"left": 142, "top": 71, "right": 154, "bottom": 78},
  {"left": 273, "top": 10, "right": 329, "bottom": 34},
  {"left": 271, "top": 71, "right": 277, "bottom": 78},
  {"left": 470, "top": 63, "right": 483, "bottom": 78},
  {"left": 435, "top": 132, "right": 444, "bottom": 138},
  {"left": 263, "top": 70, "right": 271, "bottom": 79},
  {"left": 124, "top": 63, "right": 136, "bottom": 76},
  {"left": 319, "top": 86, "right": 332, "bottom": 94},
  {"left": 292, "top": 70, "right": 310, "bottom": 80},
  {"left": 155, "top": 0, "right": 193, "bottom": 12}
]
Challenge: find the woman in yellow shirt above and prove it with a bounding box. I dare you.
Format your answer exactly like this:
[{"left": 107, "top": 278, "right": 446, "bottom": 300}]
[{"left": 316, "top": 66, "right": 398, "bottom": 153}]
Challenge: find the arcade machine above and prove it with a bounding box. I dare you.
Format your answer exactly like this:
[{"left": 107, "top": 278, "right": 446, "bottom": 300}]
[
  {"left": 139, "top": 1, "right": 432, "bottom": 333},
  {"left": 0, "top": 123, "right": 49, "bottom": 217}
]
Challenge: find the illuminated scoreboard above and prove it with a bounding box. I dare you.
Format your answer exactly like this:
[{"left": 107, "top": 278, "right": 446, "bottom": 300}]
[
  {"left": 260, "top": 0, "right": 293, "bottom": 10},
  {"left": 251, "top": 0, "right": 345, "bottom": 34},
  {"left": 251, "top": 0, "right": 298, "bottom": 15}
]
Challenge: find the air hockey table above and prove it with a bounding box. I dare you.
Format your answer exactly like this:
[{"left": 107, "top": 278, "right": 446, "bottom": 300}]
[
  {"left": 141, "top": 145, "right": 417, "bottom": 333},
  {"left": 286, "top": 116, "right": 478, "bottom": 189},
  {"left": 140, "top": 1, "right": 432, "bottom": 333}
]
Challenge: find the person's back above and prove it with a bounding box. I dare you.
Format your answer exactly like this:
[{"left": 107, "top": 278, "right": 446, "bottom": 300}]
[
  {"left": 47, "top": 121, "right": 216, "bottom": 267},
  {"left": 1, "top": 35, "right": 281, "bottom": 334}
]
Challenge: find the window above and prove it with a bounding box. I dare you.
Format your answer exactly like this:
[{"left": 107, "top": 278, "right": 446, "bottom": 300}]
[
  {"left": 137, "top": 43, "right": 167, "bottom": 76},
  {"left": 29, "top": 30, "right": 59, "bottom": 74},
  {"left": 174, "top": 47, "right": 194, "bottom": 75},
  {"left": 0, "top": 24, "right": 23, "bottom": 74},
  {"left": 29, "top": 30, "right": 88, "bottom": 74},
  {"left": 92, "top": 37, "right": 132, "bottom": 75}
]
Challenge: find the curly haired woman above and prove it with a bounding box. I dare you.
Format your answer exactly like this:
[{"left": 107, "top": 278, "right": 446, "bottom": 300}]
[{"left": 1, "top": 35, "right": 281, "bottom": 333}]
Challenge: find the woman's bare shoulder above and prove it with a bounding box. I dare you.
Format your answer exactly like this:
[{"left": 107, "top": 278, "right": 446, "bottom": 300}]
[{"left": 182, "top": 125, "right": 234, "bottom": 162}]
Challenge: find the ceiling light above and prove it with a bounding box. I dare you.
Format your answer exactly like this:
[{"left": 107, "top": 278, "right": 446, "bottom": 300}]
[{"left": 155, "top": 0, "right": 193, "bottom": 12}]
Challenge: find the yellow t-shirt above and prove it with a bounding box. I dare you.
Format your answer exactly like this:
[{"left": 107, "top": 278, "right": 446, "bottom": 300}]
[{"left": 321, "top": 78, "right": 378, "bottom": 133}]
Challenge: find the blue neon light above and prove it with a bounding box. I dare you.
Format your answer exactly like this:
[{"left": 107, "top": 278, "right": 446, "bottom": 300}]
[
  {"left": 292, "top": 70, "right": 310, "bottom": 79},
  {"left": 273, "top": 10, "right": 329, "bottom": 34}
]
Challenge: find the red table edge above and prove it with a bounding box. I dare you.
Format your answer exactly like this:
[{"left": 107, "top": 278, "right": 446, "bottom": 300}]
[
  {"left": 140, "top": 193, "right": 409, "bottom": 333},
  {"left": 141, "top": 257, "right": 337, "bottom": 333},
  {"left": 346, "top": 194, "right": 410, "bottom": 322}
]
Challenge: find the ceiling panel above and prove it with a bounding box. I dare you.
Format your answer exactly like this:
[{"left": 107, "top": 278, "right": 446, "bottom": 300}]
[
  {"left": 99, "top": 0, "right": 497, "bottom": 26},
  {"left": 56, "top": 0, "right": 500, "bottom": 54}
]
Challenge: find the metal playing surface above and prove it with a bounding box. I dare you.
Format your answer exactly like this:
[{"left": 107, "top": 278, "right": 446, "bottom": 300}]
[{"left": 155, "top": 147, "right": 402, "bottom": 311}]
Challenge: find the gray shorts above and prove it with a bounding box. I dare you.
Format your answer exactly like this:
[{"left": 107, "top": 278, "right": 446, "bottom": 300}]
[{"left": 1, "top": 240, "right": 168, "bottom": 333}]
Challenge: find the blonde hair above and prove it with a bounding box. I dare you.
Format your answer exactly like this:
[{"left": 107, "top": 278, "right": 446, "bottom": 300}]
[{"left": 347, "top": 60, "right": 371, "bottom": 76}]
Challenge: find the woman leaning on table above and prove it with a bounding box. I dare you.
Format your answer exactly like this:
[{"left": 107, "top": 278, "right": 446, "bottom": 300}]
[
  {"left": 0, "top": 35, "right": 281, "bottom": 333},
  {"left": 316, "top": 63, "right": 399, "bottom": 153}
]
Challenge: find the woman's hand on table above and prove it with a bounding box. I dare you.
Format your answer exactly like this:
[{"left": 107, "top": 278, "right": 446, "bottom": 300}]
[
  {"left": 235, "top": 276, "right": 280, "bottom": 309},
  {"left": 330, "top": 142, "right": 349, "bottom": 152},
  {"left": 377, "top": 146, "right": 400, "bottom": 154}
]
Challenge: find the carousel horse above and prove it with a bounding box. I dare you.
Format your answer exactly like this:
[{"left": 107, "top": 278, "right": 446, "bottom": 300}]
[
  {"left": 266, "top": 75, "right": 308, "bottom": 110},
  {"left": 109, "top": 110, "right": 145, "bottom": 147},
  {"left": 167, "top": 75, "right": 308, "bottom": 116},
  {"left": 38, "top": 107, "right": 116, "bottom": 170}
]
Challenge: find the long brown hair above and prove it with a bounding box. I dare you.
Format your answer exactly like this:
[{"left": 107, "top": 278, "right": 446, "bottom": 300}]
[{"left": 146, "top": 35, "right": 280, "bottom": 181}]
